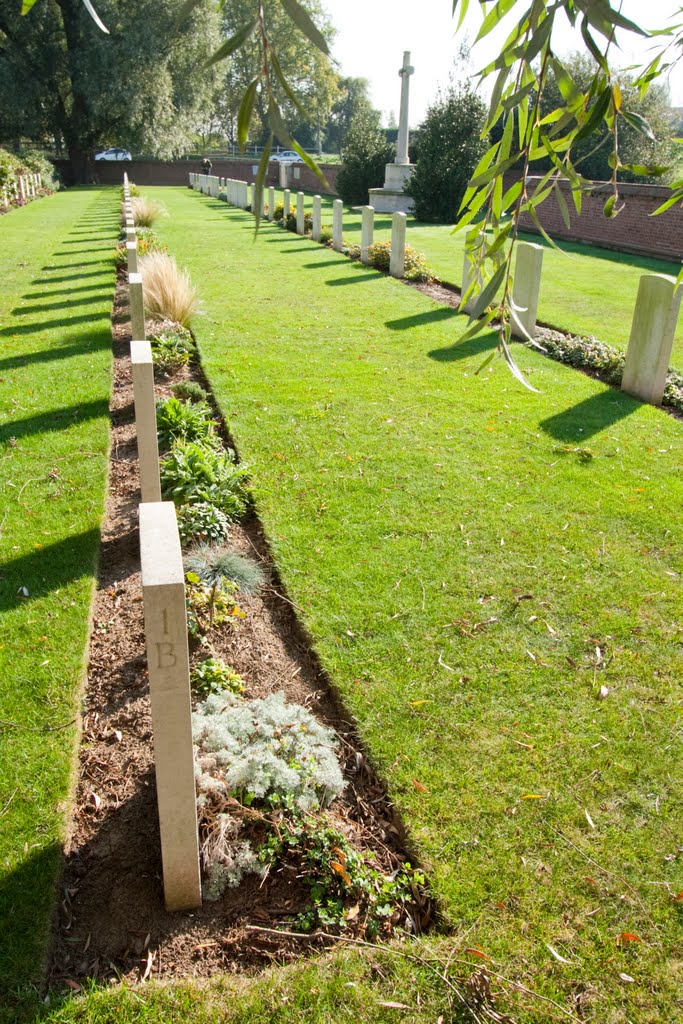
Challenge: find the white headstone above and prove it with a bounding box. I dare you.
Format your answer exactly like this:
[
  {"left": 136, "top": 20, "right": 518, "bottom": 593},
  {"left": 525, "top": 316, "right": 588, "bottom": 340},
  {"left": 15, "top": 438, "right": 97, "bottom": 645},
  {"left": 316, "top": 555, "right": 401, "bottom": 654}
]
[
  {"left": 361, "top": 206, "right": 374, "bottom": 265},
  {"left": 128, "top": 271, "right": 146, "bottom": 340},
  {"left": 622, "top": 273, "right": 682, "bottom": 405},
  {"left": 390, "top": 212, "right": 407, "bottom": 278},
  {"left": 268, "top": 186, "right": 275, "bottom": 221},
  {"left": 130, "top": 340, "right": 161, "bottom": 503},
  {"left": 283, "top": 188, "right": 291, "bottom": 220},
  {"left": 139, "top": 501, "right": 201, "bottom": 911},
  {"left": 511, "top": 242, "right": 544, "bottom": 340},
  {"left": 312, "top": 195, "right": 322, "bottom": 242},
  {"left": 332, "top": 199, "right": 343, "bottom": 252},
  {"left": 296, "top": 191, "right": 305, "bottom": 235}
]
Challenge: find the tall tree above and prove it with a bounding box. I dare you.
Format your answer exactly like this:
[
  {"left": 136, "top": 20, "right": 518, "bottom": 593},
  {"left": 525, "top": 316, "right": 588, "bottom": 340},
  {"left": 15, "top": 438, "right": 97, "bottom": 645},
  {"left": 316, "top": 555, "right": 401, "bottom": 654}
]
[
  {"left": 217, "top": 0, "right": 337, "bottom": 149},
  {"left": 324, "top": 76, "right": 373, "bottom": 153},
  {"left": 539, "top": 52, "right": 676, "bottom": 184},
  {"left": 0, "top": 0, "right": 222, "bottom": 179},
  {"left": 406, "top": 83, "right": 488, "bottom": 222}
]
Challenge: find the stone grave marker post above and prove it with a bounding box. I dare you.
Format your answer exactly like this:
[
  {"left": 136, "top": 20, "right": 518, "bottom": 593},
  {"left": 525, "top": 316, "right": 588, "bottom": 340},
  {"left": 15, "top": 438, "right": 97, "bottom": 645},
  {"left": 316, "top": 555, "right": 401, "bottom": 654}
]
[
  {"left": 361, "top": 206, "right": 374, "bottom": 264},
  {"left": 130, "top": 341, "right": 161, "bottom": 502},
  {"left": 332, "top": 199, "right": 343, "bottom": 252},
  {"left": 126, "top": 239, "right": 138, "bottom": 275},
  {"left": 312, "top": 195, "right": 322, "bottom": 241},
  {"left": 268, "top": 186, "right": 275, "bottom": 221},
  {"left": 296, "top": 191, "right": 305, "bottom": 235},
  {"left": 511, "top": 241, "right": 544, "bottom": 340},
  {"left": 390, "top": 212, "right": 407, "bottom": 278},
  {"left": 139, "top": 501, "right": 202, "bottom": 911},
  {"left": 283, "top": 188, "right": 291, "bottom": 221},
  {"left": 128, "top": 271, "right": 146, "bottom": 341},
  {"left": 622, "top": 273, "right": 682, "bottom": 405}
]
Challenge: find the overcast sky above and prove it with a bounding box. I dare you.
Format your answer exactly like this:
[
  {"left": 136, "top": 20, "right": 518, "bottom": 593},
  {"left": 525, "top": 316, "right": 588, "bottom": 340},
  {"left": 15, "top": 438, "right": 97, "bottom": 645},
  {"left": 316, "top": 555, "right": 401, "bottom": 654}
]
[{"left": 330, "top": 0, "right": 683, "bottom": 126}]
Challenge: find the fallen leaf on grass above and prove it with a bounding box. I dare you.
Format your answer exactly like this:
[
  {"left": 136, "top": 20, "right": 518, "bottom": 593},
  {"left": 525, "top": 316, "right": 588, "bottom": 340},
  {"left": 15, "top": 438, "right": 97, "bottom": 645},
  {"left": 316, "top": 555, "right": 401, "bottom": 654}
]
[
  {"left": 546, "top": 943, "right": 573, "bottom": 964},
  {"left": 412, "top": 779, "right": 429, "bottom": 793},
  {"left": 619, "top": 973, "right": 635, "bottom": 983},
  {"left": 464, "top": 948, "right": 491, "bottom": 961},
  {"left": 617, "top": 932, "right": 641, "bottom": 944},
  {"left": 584, "top": 809, "right": 596, "bottom": 829},
  {"left": 377, "top": 1002, "right": 411, "bottom": 1010},
  {"left": 521, "top": 794, "right": 546, "bottom": 799},
  {"left": 64, "top": 980, "right": 82, "bottom": 992}
]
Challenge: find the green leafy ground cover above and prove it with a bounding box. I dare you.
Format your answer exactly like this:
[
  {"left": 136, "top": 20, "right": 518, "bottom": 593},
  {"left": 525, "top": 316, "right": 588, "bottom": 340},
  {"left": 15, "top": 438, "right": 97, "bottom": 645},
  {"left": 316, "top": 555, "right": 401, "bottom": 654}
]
[
  {"left": 0, "top": 188, "right": 117, "bottom": 1021},
  {"left": 76, "top": 185, "right": 682, "bottom": 1024},
  {"left": 259, "top": 188, "right": 683, "bottom": 364}
]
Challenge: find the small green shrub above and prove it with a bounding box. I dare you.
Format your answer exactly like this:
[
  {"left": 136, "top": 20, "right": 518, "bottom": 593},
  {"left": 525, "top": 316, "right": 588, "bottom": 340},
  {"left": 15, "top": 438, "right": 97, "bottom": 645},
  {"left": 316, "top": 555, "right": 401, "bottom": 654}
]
[
  {"left": 172, "top": 380, "right": 209, "bottom": 404},
  {"left": 114, "top": 228, "right": 167, "bottom": 266},
  {"left": 184, "top": 544, "right": 265, "bottom": 595},
  {"left": 366, "top": 241, "right": 433, "bottom": 281},
  {"left": 273, "top": 202, "right": 285, "bottom": 221},
  {"left": 177, "top": 502, "right": 231, "bottom": 546},
  {"left": 532, "top": 331, "right": 683, "bottom": 414},
  {"left": 156, "top": 396, "right": 217, "bottom": 450},
  {"left": 149, "top": 322, "right": 196, "bottom": 375},
  {"left": 191, "top": 657, "right": 245, "bottom": 697},
  {"left": 261, "top": 819, "right": 425, "bottom": 936},
  {"left": 160, "top": 440, "right": 249, "bottom": 517},
  {"left": 336, "top": 106, "right": 395, "bottom": 206},
  {"left": 343, "top": 243, "right": 361, "bottom": 260},
  {"left": 319, "top": 224, "right": 333, "bottom": 245},
  {"left": 194, "top": 690, "right": 345, "bottom": 813},
  {"left": 186, "top": 574, "right": 244, "bottom": 637}
]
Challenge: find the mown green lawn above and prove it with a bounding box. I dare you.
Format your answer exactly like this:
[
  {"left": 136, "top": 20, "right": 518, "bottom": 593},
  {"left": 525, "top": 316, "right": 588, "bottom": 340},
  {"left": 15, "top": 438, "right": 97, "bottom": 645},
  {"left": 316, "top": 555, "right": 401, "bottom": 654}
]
[
  {"left": 259, "top": 187, "right": 683, "bottom": 364},
  {"left": 0, "top": 188, "right": 117, "bottom": 1022},
  {"left": 61, "top": 185, "right": 679, "bottom": 1024}
]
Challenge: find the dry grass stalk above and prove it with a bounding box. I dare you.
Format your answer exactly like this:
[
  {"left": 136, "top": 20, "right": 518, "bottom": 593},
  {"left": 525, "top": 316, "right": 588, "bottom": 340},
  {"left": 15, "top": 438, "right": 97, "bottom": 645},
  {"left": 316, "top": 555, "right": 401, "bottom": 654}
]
[
  {"left": 139, "top": 252, "right": 199, "bottom": 327},
  {"left": 129, "top": 195, "right": 166, "bottom": 227}
]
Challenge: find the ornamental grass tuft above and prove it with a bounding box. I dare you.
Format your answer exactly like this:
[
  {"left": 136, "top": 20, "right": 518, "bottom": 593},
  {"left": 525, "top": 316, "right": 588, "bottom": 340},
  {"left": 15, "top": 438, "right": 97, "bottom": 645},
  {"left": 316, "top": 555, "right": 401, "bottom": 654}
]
[{"left": 139, "top": 251, "right": 199, "bottom": 326}]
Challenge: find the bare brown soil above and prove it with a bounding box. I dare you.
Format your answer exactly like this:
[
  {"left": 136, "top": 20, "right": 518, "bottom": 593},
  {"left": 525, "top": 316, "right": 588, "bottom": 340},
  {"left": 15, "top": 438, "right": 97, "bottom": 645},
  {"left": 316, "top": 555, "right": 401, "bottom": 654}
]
[{"left": 48, "top": 273, "right": 433, "bottom": 992}]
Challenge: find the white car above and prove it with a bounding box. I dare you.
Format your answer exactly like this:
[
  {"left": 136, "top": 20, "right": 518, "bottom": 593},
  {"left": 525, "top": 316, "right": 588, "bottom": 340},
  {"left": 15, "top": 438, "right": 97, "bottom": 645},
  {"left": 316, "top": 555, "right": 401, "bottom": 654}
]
[
  {"left": 271, "top": 150, "right": 303, "bottom": 164},
  {"left": 95, "top": 147, "right": 132, "bottom": 161}
]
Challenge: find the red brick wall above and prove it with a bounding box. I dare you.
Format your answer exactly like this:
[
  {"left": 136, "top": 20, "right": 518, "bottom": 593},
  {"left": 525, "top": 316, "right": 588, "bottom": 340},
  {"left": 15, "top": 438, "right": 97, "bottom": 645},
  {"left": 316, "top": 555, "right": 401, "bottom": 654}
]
[
  {"left": 58, "top": 158, "right": 340, "bottom": 195},
  {"left": 518, "top": 178, "right": 683, "bottom": 262}
]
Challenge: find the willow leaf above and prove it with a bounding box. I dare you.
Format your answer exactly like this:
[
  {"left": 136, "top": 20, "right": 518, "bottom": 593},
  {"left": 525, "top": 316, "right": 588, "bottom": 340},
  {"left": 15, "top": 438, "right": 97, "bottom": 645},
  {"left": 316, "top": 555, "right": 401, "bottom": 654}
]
[{"left": 280, "top": 0, "right": 329, "bottom": 54}]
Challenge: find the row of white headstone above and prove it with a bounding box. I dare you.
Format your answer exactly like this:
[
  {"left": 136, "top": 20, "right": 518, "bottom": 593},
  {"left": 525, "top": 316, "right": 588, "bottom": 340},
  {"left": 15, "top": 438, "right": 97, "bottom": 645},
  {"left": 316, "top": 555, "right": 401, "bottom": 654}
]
[
  {"left": 122, "top": 172, "right": 203, "bottom": 913},
  {"left": 189, "top": 174, "right": 680, "bottom": 408},
  {"left": 1, "top": 172, "right": 42, "bottom": 208},
  {"left": 462, "top": 234, "right": 680, "bottom": 406},
  {"left": 189, "top": 173, "right": 411, "bottom": 280}
]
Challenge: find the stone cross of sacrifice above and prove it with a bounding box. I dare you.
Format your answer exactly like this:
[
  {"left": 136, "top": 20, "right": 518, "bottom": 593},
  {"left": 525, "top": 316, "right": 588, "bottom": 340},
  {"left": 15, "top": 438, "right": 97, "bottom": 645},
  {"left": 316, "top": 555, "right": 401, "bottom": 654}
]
[{"left": 396, "top": 51, "right": 415, "bottom": 166}]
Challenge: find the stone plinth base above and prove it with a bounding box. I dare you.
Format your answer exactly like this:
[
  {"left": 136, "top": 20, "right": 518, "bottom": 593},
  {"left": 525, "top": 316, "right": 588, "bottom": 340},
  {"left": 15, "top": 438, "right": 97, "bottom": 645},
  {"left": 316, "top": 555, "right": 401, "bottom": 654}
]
[
  {"left": 368, "top": 162, "right": 415, "bottom": 213},
  {"left": 368, "top": 188, "right": 415, "bottom": 213}
]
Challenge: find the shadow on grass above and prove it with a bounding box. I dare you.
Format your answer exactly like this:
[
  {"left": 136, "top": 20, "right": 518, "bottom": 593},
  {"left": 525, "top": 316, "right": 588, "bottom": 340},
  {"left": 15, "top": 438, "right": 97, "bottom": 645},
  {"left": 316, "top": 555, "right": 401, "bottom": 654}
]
[
  {"left": 304, "top": 258, "right": 349, "bottom": 268},
  {"left": 539, "top": 388, "right": 640, "bottom": 441},
  {"left": 38, "top": 269, "right": 110, "bottom": 281},
  {"left": 12, "top": 294, "right": 107, "bottom": 316},
  {"left": 0, "top": 841, "right": 62, "bottom": 1024},
  {"left": 41, "top": 262, "right": 109, "bottom": 272},
  {"left": 22, "top": 282, "right": 107, "bottom": 299},
  {"left": 387, "top": 307, "right": 460, "bottom": 331},
  {"left": 428, "top": 333, "right": 497, "bottom": 362},
  {"left": 0, "top": 527, "right": 100, "bottom": 612},
  {"left": 0, "top": 398, "right": 109, "bottom": 445},
  {"left": 0, "top": 311, "right": 111, "bottom": 336},
  {"left": 0, "top": 337, "right": 111, "bottom": 373},
  {"left": 326, "top": 273, "right": 377, "bottom": 287}
]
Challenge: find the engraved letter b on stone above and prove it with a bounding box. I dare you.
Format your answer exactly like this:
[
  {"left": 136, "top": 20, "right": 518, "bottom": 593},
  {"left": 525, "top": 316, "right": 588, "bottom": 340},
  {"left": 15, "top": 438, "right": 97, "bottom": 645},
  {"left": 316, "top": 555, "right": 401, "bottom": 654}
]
[{"left": 156, "top": 642, "right": 177, "bottom": 669}]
